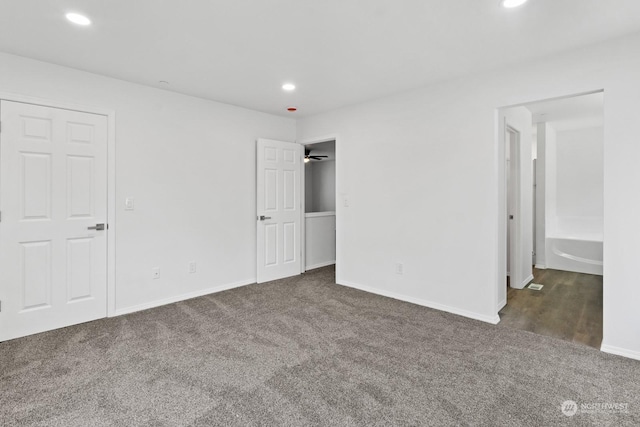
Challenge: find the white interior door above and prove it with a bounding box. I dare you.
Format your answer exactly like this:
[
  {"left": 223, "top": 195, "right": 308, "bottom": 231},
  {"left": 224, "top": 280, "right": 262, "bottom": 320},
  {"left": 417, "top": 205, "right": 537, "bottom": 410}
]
[
  {"left": 506, "top": 145, "right": 511, "bottom": 277},
  {"left": 507, "top": 127, "right": 520, "bottom": 284},
  {"left": 0, "top": 100, "right": 108, "bottom": 341},
  {"left": 256, "top": 138, "right": 301, "bottom": 283}
]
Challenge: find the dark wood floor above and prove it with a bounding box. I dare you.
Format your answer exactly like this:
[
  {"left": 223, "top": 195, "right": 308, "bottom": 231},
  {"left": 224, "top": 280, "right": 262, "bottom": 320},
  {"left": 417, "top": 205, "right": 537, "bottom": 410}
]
[{"left": 498, "top": 268, "right": 603, "bottom": 349}]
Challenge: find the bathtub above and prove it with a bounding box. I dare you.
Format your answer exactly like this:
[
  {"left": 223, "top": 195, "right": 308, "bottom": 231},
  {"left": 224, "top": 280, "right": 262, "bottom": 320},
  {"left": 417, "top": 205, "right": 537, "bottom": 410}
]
[{"left": 545, "top": 235, "right": 603, "bottom": 276}]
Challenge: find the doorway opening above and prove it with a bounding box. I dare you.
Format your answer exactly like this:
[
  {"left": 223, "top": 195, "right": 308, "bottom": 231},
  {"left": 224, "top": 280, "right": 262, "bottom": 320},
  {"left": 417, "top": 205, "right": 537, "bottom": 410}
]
[
  {"left": 255, "top": 136, "right": 337, "bottom": 284},
  {"left": 497, "top": 91, "right": 604, "bottom": 349},
  {"left": 301, "top": 139, "right": 336, "bottom": 276}
]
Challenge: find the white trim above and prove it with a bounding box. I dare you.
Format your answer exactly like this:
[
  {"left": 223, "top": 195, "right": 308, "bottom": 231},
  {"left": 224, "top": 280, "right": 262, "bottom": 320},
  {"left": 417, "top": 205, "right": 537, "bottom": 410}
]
[
  {"left": 113, "top": 278, "right": 255, "bottom": 317},
  {"left": 0, "top": 91, "right": 114, "bottom": 116},
  {"left": 106, "top": 112, "right": 117, "bottom": 316},
  {"left": 601, "top": 344, "right": 640, "bottom": 362},
  {"left": 507, "top": 125, "right": 523, "bottom": 291},
  {"left": 497, "top": 298, "right": 507, "bottom": 311},
  {"left": 339, "top": 280, "right": 501, "bottom": 325},
  {"left": 0, "top": 91, "right": 117, "bottom": 318},
  {"left": 501, "top": 89, "right": 605, "bottom": 110},
  {"left": 298, "top": 134, "right": 339, "bottom": 146},
  {"left": 305, "top": 261, "right": 336, "bottom": 271},
  {"left": 534, "top": 264, "right": 546, "bottom": 269},
  {"left": 493, "top": 108, "right": 502, "bottom": 315},
  {"left": 305, "top": 211, "right": 335, "bottom": 218},
  {"left": 298, "top": 134, "right": 339, "bottom": 277},
  {"left": 514, "top": 274, "right": 534, "bottom": 289},
  {"left": 300, "top": 143, "right": 306, "bottom": 275}
]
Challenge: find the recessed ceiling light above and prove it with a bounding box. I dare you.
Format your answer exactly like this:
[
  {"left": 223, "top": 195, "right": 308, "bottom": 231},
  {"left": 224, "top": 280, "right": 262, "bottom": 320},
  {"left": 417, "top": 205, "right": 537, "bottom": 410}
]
[
  {"left": 66, "top": 12, "right": 91, "bottom": 26},
  {"left": 282, "top": 83, "right": 296, "bottom": 91},
  {"left": 501, "top": 0, "right": 528, "bottom": 8}
]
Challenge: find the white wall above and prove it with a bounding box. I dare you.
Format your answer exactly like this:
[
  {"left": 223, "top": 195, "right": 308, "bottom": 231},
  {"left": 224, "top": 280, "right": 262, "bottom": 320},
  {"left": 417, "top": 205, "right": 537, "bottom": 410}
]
[
  {"left": 297, "top": 32, "right": 640, "bottom": 360},
  {"left": 555, "top": 126, "right": 604, "bottom": 226},
  {"left": 0, "top": 52, "right": 296, "bottom": 314},
  {"left": 543, "top": 124, "right": 604, "bottom": 239},
  {"left": 534, "top": 123, "right": 548, "bottom": 267},
  {"left": 305, "top": 162, "right": 314, "bottom": 212},
  {"left": 309, "top": 160, "right": 336, "bottom": 212},
  {"left": 305, "top": 213, "right": 336, "bottom": 270},
  {"left": 539, "top": 123, "right": 559, "bottom": 266}
]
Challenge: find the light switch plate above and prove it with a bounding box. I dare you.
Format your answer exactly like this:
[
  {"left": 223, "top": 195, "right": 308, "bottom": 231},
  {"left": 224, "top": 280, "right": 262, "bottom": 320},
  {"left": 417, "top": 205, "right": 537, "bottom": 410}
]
[{"left": 125, "top": 198, "right": 135, "bottom": 211}]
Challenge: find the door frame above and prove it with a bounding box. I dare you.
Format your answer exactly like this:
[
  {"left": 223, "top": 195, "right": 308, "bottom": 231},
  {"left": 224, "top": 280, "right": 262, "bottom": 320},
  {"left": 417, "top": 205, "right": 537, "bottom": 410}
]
[
  {"left": 496, "top": 110, "right": 528, "bottom": 313},
  {"left": 494, "top": 89, "right": 605, "bottom": 317},
  {"left": 506, "top": 125, "right": 521, "bottom": 286},
  {"left": 298, "top": 134, "right": 339, "bottom": 276},
  {"left": 0, "top": 92, "right": 117, "bottom": 317}
]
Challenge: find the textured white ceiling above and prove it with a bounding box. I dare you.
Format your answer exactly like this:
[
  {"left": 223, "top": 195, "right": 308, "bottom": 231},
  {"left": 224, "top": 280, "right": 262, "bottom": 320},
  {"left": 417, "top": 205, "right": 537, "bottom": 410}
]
[{"left": 1, "top": 1, "right": 639, "bottom": 117}]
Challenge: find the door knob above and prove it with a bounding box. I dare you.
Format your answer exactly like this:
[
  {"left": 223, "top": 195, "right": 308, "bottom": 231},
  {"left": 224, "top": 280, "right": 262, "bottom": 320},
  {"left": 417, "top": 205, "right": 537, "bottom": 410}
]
[
  {"left": 88, "top": 223, "right": 106, "bottom": 230},
  {"left": 258, "top": 216, "right": 272, "bottom": 221}
]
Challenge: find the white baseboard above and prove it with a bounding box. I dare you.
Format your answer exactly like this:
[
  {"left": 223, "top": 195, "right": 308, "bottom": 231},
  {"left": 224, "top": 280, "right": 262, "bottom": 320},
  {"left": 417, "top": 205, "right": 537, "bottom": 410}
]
[
  {"left": 520, "top": 274, "right": 534, "bottom": 288},
  {"left": 600, "top": 344, "right": 640, "bottom": 362},
  {"left": 534, "top": 264, "right": 546, "bottom": 269},
  {"left": 112, "top": 278, "right": 255, "bottom": 317},
  {"left": 511, "top": 274, "right": 534, "bottom": 289},
  {"left": 305, "top": 260, "right": 336, "bottom": 271},
  {"left": 497, "top": 298, "right": 507, "bottom": 311},
  {"left": 338, "top": 280, "right": 500, "bottom": 325}
]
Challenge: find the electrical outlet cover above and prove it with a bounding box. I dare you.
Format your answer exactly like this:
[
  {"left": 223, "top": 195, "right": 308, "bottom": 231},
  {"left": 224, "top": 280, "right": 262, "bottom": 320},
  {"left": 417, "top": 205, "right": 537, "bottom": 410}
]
[{"left": 395, "top": 263, "right": 403, "bottom": 275}]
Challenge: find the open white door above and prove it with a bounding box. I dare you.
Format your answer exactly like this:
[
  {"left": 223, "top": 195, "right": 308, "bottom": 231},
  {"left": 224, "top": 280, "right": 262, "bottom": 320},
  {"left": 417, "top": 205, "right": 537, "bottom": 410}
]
[
  {"left": 506, "top": 126, "right": 520, "bottom": 283},
  {"left": 0, "top": 101, "right": 108, "bottom": 341},
  {"left": 256, "top": 138, "right": 302, "bottom": 283}
]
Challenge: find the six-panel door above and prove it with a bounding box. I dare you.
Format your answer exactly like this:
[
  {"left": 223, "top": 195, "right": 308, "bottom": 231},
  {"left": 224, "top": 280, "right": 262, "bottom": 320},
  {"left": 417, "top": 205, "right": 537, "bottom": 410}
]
[
  {"left": 0, "top": 101, "right": 108, "bottom": 341},
  {"left": 256, "top": 138, "right": 301, "bottom": 283}
]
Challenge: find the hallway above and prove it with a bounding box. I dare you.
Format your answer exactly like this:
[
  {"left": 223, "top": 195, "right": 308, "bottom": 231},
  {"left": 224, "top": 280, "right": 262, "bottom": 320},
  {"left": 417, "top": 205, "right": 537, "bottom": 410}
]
[{"left": 499, "top": 268, "right": 603, "bottom": 349}]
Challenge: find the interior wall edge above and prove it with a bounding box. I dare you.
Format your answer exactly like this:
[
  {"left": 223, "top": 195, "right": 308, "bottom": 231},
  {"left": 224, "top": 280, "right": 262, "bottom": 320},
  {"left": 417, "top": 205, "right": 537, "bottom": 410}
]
[
  {"left": 338, "top": 280, "right": 501, "bottom": 325},
  {"left": 600, "top": 344, "right": 640, "bottom": 362}
]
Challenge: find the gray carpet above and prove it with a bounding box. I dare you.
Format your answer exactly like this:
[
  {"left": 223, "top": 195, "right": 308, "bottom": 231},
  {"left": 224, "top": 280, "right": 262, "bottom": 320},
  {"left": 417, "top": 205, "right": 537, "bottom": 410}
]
[{"left": 1, "top": 266, "right": 639, "bottom": 426}]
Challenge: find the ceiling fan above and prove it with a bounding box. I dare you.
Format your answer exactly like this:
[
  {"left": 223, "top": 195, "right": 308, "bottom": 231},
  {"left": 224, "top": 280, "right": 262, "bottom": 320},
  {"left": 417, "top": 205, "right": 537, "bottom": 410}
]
[{"left": 304, "top": 149, "right": 328, "bottom": 163}]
